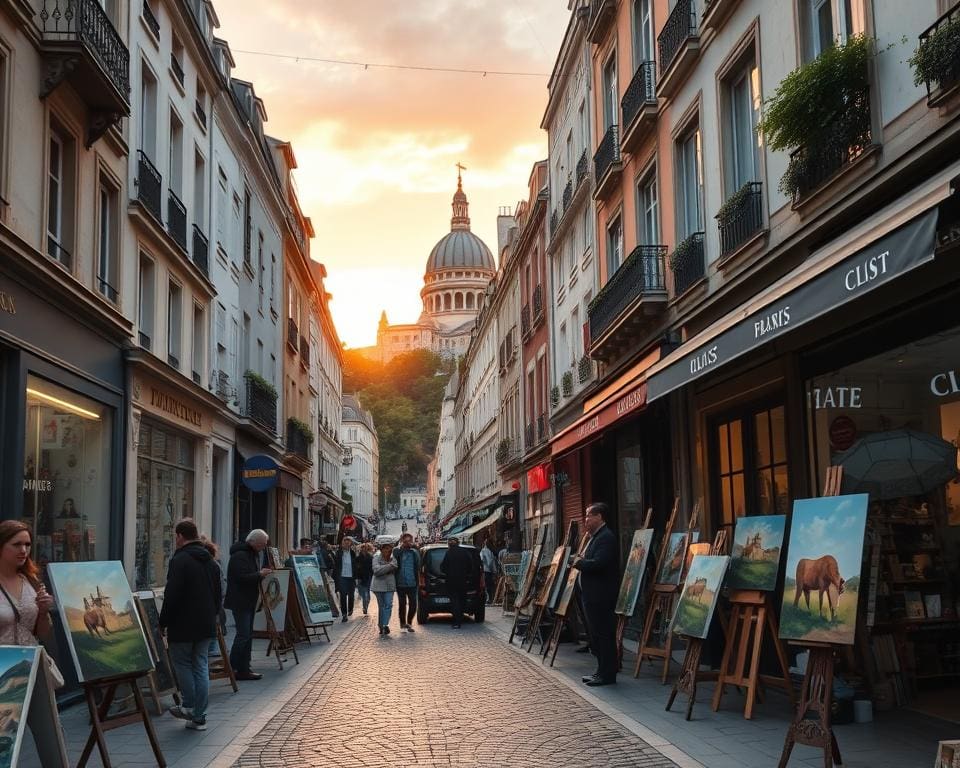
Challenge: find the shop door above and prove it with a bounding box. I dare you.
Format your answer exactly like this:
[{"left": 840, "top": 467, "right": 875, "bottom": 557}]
[{"left": 710, "top": 400, "right": 790, "bottom": 535}]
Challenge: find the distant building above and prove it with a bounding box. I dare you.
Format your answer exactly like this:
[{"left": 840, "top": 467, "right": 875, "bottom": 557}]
[
  {"left": 356, "top": 171, "right": 496, "bottom": 363},
  {"left": 342, "top": 395, "right": 379, "bottom": 519},
  {"left": 399, "top": 486, "right": 427, "bottom": 513}
]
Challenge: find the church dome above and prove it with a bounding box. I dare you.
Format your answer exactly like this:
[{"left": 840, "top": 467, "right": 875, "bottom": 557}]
[{"left": 425, "top": 169, "right": 495, "bottom": 274}]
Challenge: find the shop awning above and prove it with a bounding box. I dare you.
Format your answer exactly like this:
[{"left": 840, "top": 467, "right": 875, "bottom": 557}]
[
  {"left": 646, "top": 171, "right": 955, "bottom": 403},
  {"left": 455, "top": 507, "right": 504, "bottom": 541},
  {"left": 551, "top": 381, "right": 648, "bottom": 457}
]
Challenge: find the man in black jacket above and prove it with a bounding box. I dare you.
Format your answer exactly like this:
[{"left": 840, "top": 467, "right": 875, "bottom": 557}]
[
  {"left": 223, "top": 529, "right": 272, "bottom": 681},
  {"left": 159, "top": 519, "right": 223, "bottom": 729},
  {"left": 334, "top": 537, "right": 358, "bottom": 621},
  {"left": 571, "top": 502, "right": 620, "bottom": 686},
  {"left": 440, "top": 537, "right": 473, "bottom": 628}
]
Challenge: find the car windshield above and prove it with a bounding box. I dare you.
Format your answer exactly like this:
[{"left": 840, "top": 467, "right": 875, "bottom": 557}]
[{"left": 424, "top": 548, "right": 479, "bottom": 581}]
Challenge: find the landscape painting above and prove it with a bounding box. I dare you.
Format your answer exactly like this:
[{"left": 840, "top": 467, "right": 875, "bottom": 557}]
[
  {"left": 0, "top": 647, "right": 40, "bottom": 768},
  {"left": 517, "top": 544, "right": 543, "bottom": 606},
  {"left": 615, "top": 529, "right": 655, "bottom": 616},
  {"left": 657, "top": 532, "right": 689, "bottom": 585},
  {"left": 728, "top": 515, "right": 787, "bottom": 591},
  {"left": 779, "top": 494, "right": 869, "bottom": 645},
  {"left": 48, "top": 561, "right": 153, "bottom": 682},
  {"left": 290, "top": 555, "right": 333, "bottom": 625},
  {"left": 535, "top": 546, "right": 569, "bottom": 608},
  {"left": 254, "top": 570, "right": 291, "bottom": 633},
  {"left": 671, "top": 556, "right": 730, "bottom": 639}
]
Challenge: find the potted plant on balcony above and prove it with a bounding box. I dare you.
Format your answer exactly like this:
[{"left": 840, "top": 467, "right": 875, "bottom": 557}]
[
  {"left": 757, "top": 35, "right": 872, "bottom": 200},
  {"left": 550, "top": 386, "right": 560, "bottom": 408},
  {"left": 496, "top": 438, "right": 510, "bottom": 465},
  {"left": 910, "top": 13, "right": 960, "bottom": 96},
  {"left": 244, "top": 369, "right": 277, "bottom": 399},
  {"left": 561, "top": 370, "right": 574, "bottom": 397},
  {"left": 289, "top": 416, "right": 314, "bottom": 444},
  {"left": 715, "top": 182, "right": 754, "bottom": 227}
]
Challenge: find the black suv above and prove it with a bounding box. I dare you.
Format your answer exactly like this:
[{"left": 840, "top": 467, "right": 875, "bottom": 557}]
[{"left": 417, "top": 544, "right": 485, "bottom": 624}]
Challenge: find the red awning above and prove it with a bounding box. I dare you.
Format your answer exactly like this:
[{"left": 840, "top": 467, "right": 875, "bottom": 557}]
[{"left": 550, "top": 382, "right": 647, "bottom": 457}]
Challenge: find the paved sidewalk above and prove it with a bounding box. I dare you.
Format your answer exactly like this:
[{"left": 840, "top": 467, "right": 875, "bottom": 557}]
[
  {"left": 486, "top": 611, "right": 944, "bottom": 768},
  {"left": 18, "top": 620, "right": 355, "bottom": 768}
]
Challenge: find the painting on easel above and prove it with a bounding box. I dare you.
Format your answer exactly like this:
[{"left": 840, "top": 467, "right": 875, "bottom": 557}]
[
  {"left": 615, "top": 529, "right": 654, "bottom": 616},
  {"left": 657, "top": 532, "right": 689, "bottom": 585},
  {"left": 290, "top": 556, "right": 333, "bottom": 625},
  {"left": 727, "top": 515, "right": 786, "bottom": 591},
  {"left": 254, "top": 570, "right": 291, "bottom": 633},
  {"left": 671, "top": 555, "right": 730, "bottom": 639},
  {"left": 0, "top": 646, "right": 42, "bottom": 768},
  {"left": 779, "top": 494, "right": 869, "bottom": 645}
]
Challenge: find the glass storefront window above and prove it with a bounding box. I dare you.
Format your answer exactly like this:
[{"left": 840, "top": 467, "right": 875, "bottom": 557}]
[
  {"left": 23, "top": 376, "right": 112, "bottom": 568},
  {"left": 135, "top": 419, "right": 195, "bottom": 588}
]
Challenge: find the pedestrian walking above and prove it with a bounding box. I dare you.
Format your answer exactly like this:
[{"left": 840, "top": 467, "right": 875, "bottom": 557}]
[
  {"left": 371, "top": 542, "right": 398, "bottom": 637},
  {"left": 480, "top": 537, "right": 499, "bottom": 604},
  {"left": 394, "top": 532, "right": 421, "bottom": 631},
  {"left": 356, "top": 542, "right": 373, "bottom": 615},
  {"left": 320, "top": 540, "right": 336, "bottom": 571},
  {"left": 223, "top": 529, "right": 272, "bottom": 681},
  {"left": 334, "top": 537, "right": 357, "bottom": 622},
  {"left": 571, "top": 502, "right": 619, "bottom": 687},
  {"left": 440, "top": 536, "right": 472, "bottom": 628},
  {"left": 199, "top": 534, "right": 226, "bottom": 658},
  {"left": 159, "top": 519, "right": 223, "bottom": 730}
]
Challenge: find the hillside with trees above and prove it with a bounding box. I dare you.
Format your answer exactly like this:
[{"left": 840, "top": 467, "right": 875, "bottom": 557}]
[{"left": 343, "top": 349, "right": 454, "bottom": 507}]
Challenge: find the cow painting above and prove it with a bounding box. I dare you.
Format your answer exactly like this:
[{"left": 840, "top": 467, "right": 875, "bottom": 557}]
[{"left": 793, "top": 555, "right": 845, "bottom": 621}]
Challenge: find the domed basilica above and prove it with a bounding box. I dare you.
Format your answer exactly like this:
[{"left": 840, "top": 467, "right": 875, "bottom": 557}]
[{"left": 366, "top": 171, "right": 496, "bottom": 363}]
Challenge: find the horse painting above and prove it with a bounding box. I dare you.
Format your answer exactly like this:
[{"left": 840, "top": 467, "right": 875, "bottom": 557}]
[
  {"left": 793, "top": 555, "right": 845, "bottom": 621},
  {"left": 82, "top": 596, "right": 111, "bottom": 638},
  {"left": 686, "top": 577, "right": 708, "bottom": 603}
]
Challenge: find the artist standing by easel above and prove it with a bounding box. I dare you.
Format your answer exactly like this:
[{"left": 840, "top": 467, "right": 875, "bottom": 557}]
[{"left": 571, "top": 503, "right": 619, "bottom": 687}]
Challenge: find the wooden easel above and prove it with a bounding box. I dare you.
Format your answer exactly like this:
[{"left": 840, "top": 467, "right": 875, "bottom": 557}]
[
  {"left": 664, "top": 529, "right": 728, "bottom": 720},
  {"left": 509, "top": 545, "right": 544, "bottom": 644},
  {"left": 778, "top": 465, "right": 844, "bottom": 768},
  {"left": 615, "top": 508, "right": 654, "bottom": 666},
  {"left": 542, "top": 532, "right": 591, "bottom": 666},
  {"left": 77, "top": 674, "right": 165, "bottom": 768},
  {"left": 208, "top": 624, "right": 238, "bottom": 693},
  {"left": 255, "top": 578, "right": 300, "bottom": 670},
  {"left": 525, "top": 546, "right": 569, "bottom": 653},
  {"left": 636, "top": 500, "right": 700, "bottom": 683}
]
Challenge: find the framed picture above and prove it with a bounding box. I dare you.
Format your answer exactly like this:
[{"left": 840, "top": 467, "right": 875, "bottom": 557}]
[
  {"left": 779, "top": 494, "right": 869, "bottom": 646},
  {"left": 290, "top": 555, "right": 333, "bottom": 625},
  {"left": 671, "top": 555, "right": 730, "bottom": 639},
  {"left": 47, "top": 561, "right": 154, "bottom": 683},
  {"left": 133, "top": 592, "right": 178, "bottom": 694},
  {"left": 254, "top": 570, "right": 291, "bottom": 634},
  {"left": 727, "top": 515, "right": 787, "bottom": 591},
  {"left": 535, "top": 547, "right": 569, "bottom": 608},
  {"left": 0, "top": 646, "right": 44, "bottom": 768},
  {"left": 657, "top": 532, "right": 689, "bottom": 585},
  {"left": 935, "top": 740, "right": 960, "bottom": 768},
  {"left": 615, "top": 528, "right": 655, "bottom": 617}
]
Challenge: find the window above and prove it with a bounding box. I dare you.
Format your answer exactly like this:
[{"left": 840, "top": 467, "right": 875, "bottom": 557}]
[
  {"left": 571, "top": 306, "right": 580, "bottom": 362},
  {"left": 632, "top": 0, "right": 654, "bottom": 64},
  {"left": 242, "top": 188, "right": 252, "bottom": 265},
  {"left": 241, "top": 313, "right": 250, "bottom": 377},
  {"left": 270, "top": 254, "right": 276, "bottom": 310},
  {"left": 195, "top": 81, "right": 208, "bottom": 128},
  {"left": 257, "top": 231, "right": 264, "bottom": 310},
  {"left": 215, "top": 301, "right": 227, "bottom": 374},
  {"left": 602, "top": 55, "right": 618, "bottom": 130},
  {"left": 140, "top": 64, "right": 157, "bottom": 159},
  {"left": 676, "top": 127, "right": 704, "bottom": 238},
  {"left": 47, "top": 126, "right": 75, "bottom": 269},
  {"left": 192, "top": 303, "right": 204, "bottom": 383},
  {"left": 803, "top": 0, "right": 862, "bottom": 60},
  {"left": 167, "top": 281, "right": 183, "bottom": 368},
  {"left": 23, "top": 376, "right": 113, "bottom": 568},
  {"left": 138, "top": 254, "right": 155, "bottom": 349},
  {"left": 97, "top": 174, "right": 119, "bottom": 302},
  {"left": 171, "top": 37, "right": 185, "bottom": 87},
  {"left": 606, "top": 214, "right": 624, "bottom": 276},
  {"left": 257, "top": 339, "right": 264, "bottom": 375},
  {"left": 724, "top": 60, "right": 761, "bottom": 195},
  {"left": 216, "top": 167, "right": 227, "bottom": 246},
  {"left": 578, "top": 100, "right": 588, "bottom": 155},
  {"left": 269, "top": 353, "right": 276, "bottom": 385},
  {"left": 193, "top": 148, "right": 205, "bottom": 230},
  {"left": 168, "top": 110, "right": 183, "bottom": 195},
  {"left": 637, "top": 171, "right": 659, "bottom": 245}
]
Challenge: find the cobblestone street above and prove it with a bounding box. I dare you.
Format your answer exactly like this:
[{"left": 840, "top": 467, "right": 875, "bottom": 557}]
[{"left": 234, "top": 614, "right": 679, "bottom": 768}]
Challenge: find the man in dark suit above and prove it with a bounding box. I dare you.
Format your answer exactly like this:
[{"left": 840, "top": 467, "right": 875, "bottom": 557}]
[{"left": 571, "top": 502, "right": 619, "bottom": 686}]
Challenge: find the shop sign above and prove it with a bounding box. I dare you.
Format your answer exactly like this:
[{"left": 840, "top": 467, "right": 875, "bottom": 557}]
[
  {"left": 149, "top": 387, "right": 202, "bottom": 427},
  {"left": 527, "top": 464, "right": 551, "bottom": 493},
  {"left": 23, "top": 478, "right": 52, "bottom": 492},
  {"left": 241, "top": 454, "right": 279, "bottom": 492},
  {"left": 930, "top": 369, "right": 960, "bottom": 397},
  {"left": 810, "top": 386, "right": 863, "bottom": 409},
  {"left": 647, "top": 209, "right": 937, "bottom": 402},
  {"left": 553, "top": 383, "right": 648, "bottom": 457}
]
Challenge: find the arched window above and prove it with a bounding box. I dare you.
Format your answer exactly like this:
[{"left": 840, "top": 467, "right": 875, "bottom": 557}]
[
  {"left": 433, "top": 295, "right": 440, "bottom": 312},
  {"left": 455, "top": 292, "right": 463, "bottom": 309},
  {"left": 476, "top": 291, "right": 483, "bottom": 308},
  {"left": 444, "top": 293, "right": 452, "bottom": 310},
  {"left": 466, "top": 293, "right": 475, "bottom": 309}
]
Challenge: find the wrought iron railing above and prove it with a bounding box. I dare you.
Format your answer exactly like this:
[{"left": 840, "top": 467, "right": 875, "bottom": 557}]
[
  {"left": 717, "top": 182, "right": 763, "bottom": 257},
  {"left": 47, "top": 240, "right": 73, "bottom": 271},
  {"left": 192, "top": 224, "right": 209, "bottom": 274},
  {"left": 286, "top": 419, "right": 312, "bottom": 461},
  {"left": 550, "top": 208, "right": 559, "bottom": 235},
  {"left": 594, "top": 124, "right": 621, "bottom": 183},
  {"left": 588, "top": 245, "right": 667, "bottom": 342},
  {"left": 622, "top": 60, "right": 657, "bottom": 128},
  {"left": 670, "top": 232, "right": 706, "bottom": 297},
  {"left": 287, "top": 317, "right": 298, "bottom": 350},
  {"left": 141, "top": 1, "right": 159, "bottom": 38},
  {"left": 533, "top": 284, "right": 544, "bottom": 323},
  {"left": 97, "top": 275, "right": 118, "bottom": 303},
  {"left": 167, "top": 190, "right": 187, "bottom": 251},
  {"left": 562, "top": 179, "right": 573, "bottom": 211},
  {"left": 918, "top": 4, "right": 960, "bottom": 104},
  {"left": 521, "top": 304, "right": 531, "bottom": 338},
  {"left": 537, "top": 414, "right": 547, "bottom": 444},
  {"left": 300, "top": 334, "right": 310, "bottom": 366},
  {"left": 576, "top": 148, "right": 589, "bottom": 187},
  {"left": 524, "top": 423, "right": 534, "bottom": 449},
  {"left": 136, "top": 150, "right": 162, "bottom": 222},
  {"left": 658, "top": 0, "right": 698, "bottom": 76},
  {"left": 244, "top": 375, "right": 277, "bottom": 433},
  {"left": 40, "top": 0, "right": 130, "bottom": 98}
]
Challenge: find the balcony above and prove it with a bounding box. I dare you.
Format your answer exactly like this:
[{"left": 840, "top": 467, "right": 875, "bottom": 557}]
[
  {"left": 286, "top": 418, "right": 313, "bottom": 465},
  {"left": 215, "top": 370, "right": 230, "bottom": 402},
  {"left": 657, "top": 0, "right": 699, "bottom": 100},
  {"left": 670, "top": 232, "right": 706, "bottom": 297},
  {"left": 496, "top": 437, "right": 521, "bottom": 468},
  {"left": 537, "top": 414, "right": 547, "bottom": 444},
  {"left": 586, "top": 0, "right": 616, "bottom": 43},
  {"left": 244, "top": 373, "right": 277, "bottom": 434},
  {"left": 170, "top": 53, "right": 185, "bottom": 87},
  {"left": 576, "top": 149, "right": 589, "bottom": 187},
  {"left": 588, "top": 245, "right": 668, "bottom": 361},
  {"left": 550, "top": 208, "right": 559, "bottom": 237},
  {"left": 700, "top": 0, "right": 742, "bottom": 31},
  {"left": 299, "top": 334, "right": 310, "bottom": 368},
  {"left": 578, "top": 355, "right": 593, "bottom": 384},
  {"left": 915, "top": 5, "right": 960, "bottom": 108},
  {"left": 136, "top": 150, "right": 162, "bottom": 223},
  {"left": 141, "top": 1, "right": 159, "bottom": 39},
  {"left": 621, "top": 61, "right": 657, "bottom": 153},
  {"left": 286, "top": 317, "right": 299, "bottom": 352},
  {"left": 192, "top": 224, "right": 209, "bottom": 274},
  {"left": 562, "top": 179, "right": 573, "bottom": 212},
  {"left": 593, "top": 124, "right": 623, "bottom": 200},
  {"left": 524, "top": 423, "right": 534, "bottom": 449},
  {"left": 39, "top": 0, "right": 130, "bottom": 145},
  {"left": 167, "top": 190, "right": 187, "bottom": 252},
  {"left": 717, "top": 182, "right": 764, "bottom": 258},
  {"left": 532, "top": 284, "right": 544, "bottom": 325},
  {"left": 520, "top": 304, "right": 531, "bottom": 340}
]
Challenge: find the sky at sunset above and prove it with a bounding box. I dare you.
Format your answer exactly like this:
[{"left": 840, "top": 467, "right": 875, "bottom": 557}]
[{"left": 216, "top": 1, "right": 570, "bottom": 349}]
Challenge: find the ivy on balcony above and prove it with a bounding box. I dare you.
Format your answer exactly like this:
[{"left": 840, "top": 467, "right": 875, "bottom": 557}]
[
  {"left": 561, "top": 371, "right": 574, "bottom": 397},
  {"left": 550, "top": 386, "right": 560, "bottom": 408},
  {"left": 244, "top": 369, "right": 277, "bottom": 399},
  {"left": 910, "top": 7, "right": 960, "bottom": 101},
  {"left": 288, "top": 416, "right": 315, "bottom": 444}
]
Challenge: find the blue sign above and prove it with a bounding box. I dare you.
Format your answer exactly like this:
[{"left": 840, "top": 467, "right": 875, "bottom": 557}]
[{"left": 241, "top": 454, "right": 279, "bottom": 492}]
